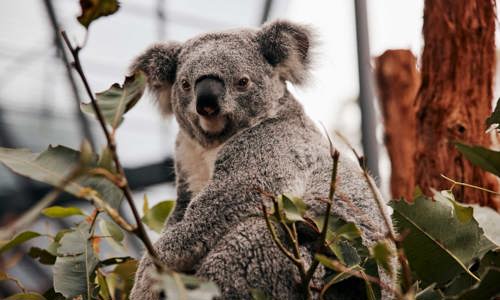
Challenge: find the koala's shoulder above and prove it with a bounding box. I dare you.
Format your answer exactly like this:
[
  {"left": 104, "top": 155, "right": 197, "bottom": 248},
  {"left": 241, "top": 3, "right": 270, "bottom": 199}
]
[{"left": 214, "top": 106, "right": 324, "bottom": 174}]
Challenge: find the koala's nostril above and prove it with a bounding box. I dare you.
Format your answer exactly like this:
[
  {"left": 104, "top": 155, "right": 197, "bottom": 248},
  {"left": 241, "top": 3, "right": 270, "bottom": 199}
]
[
  {"left": 196, "top": 94, "right": 220, "bottom": 117},
  {"left": 195, "top": 76, "right": 224, "bottom": 117}
]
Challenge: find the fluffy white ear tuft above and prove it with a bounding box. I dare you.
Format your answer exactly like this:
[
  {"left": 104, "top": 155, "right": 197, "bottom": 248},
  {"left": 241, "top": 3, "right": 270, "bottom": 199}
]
[
  {"left": 256, "top": 20, "right": 315, "bottom": 85},
  {"left": 129, "top": 43, "right": 182, "bottom": 115}
]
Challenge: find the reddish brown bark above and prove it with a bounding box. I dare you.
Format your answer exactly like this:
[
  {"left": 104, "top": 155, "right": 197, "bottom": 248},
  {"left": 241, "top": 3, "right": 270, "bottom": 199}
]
[
  {"left": 415, "top": 0, "right": 498, "bottom": 208},
  {"left": 375, "top": 50, "right": 420, "bottom": 202}
]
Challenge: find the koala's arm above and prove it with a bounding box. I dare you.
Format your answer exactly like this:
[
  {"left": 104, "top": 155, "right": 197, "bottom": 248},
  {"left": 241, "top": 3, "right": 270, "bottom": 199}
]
[
  {"left": 155, "top": 124, "right": 310, "bottom": 272},
  {"left": 166, "top": 163, "right": 192, "bottom": 226}
]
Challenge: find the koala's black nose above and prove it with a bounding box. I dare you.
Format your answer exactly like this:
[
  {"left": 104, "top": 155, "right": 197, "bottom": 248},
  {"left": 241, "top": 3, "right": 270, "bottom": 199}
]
[{"left": 195, "top": 76, "right": 224, "bottom": 117}]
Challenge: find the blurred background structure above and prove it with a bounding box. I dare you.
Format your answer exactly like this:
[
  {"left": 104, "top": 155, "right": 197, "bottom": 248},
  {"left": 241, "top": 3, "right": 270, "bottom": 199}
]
[{"left": 2, "top": 0, "right": 497, "bottom": 296}]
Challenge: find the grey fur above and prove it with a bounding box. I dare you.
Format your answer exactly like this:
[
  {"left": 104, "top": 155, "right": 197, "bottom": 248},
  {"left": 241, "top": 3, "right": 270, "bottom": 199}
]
[{"left": 130, "top": 20, "right": 397, "bottom": 300}]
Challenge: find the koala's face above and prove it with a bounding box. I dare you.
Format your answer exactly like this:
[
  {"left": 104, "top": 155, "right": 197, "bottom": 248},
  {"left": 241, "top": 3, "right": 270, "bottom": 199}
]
[{"left": 132, "top": 21, "right": 313, "bottom": 147}]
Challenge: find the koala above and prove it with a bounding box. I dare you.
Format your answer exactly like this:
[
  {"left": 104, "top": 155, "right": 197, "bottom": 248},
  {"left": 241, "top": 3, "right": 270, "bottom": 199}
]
[{"left": 129, "top": 20, "right": 397, "bottom": 300}]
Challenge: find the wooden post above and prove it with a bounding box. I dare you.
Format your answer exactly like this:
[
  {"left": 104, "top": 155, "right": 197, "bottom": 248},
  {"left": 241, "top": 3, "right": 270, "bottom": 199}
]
[{"left": 375, "top": 50, "right": 420, "bottom": 201}]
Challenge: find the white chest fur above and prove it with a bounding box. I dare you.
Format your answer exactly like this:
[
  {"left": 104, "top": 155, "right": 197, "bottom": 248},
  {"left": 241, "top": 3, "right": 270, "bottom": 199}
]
[{"left": 175, "top": 132, "right": 222, "bottom": 195}]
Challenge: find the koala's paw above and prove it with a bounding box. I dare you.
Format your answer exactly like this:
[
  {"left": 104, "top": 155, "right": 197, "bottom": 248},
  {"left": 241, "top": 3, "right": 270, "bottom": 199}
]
[{"left": 130, "top": 255, "right": 160, "bottom": 300}]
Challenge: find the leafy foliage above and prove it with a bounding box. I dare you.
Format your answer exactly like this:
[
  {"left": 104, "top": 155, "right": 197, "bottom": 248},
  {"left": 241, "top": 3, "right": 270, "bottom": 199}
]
[
  {"left": 0, "top": 231, "right": 41, "bottom": 253},
  {"left": 0, "top": 145, "right": 124, "bottom": 209},
  {"left": 42, "top": 206, "right": 85, "bottom": 218},
  {"left": 77, "top": 0, "right": 120, "bottom": 28},
  {"left": 81, "top": 72, "right": 146, "bottom": 130},
  {"left": 142, "top": 199, "right": 176, "bottom": 233},
  {"left": 455, "top": 142, "right": 500, "bottom": 177},
  {"left": 53, "top": 222, "right": 99, "bottom": 299}
]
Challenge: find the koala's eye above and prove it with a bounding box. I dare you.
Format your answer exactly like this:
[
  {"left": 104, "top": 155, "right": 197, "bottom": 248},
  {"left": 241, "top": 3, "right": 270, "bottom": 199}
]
[
  {"left": 181, "top": 79, "right": 191, "bottom": 91},
  {"left": 236, "top": 76, "right": 250, "bottom": 90}
]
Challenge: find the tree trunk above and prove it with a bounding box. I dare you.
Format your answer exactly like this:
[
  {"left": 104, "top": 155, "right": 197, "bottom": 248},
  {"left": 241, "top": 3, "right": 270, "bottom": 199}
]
[
  {"left": 415, "top": 0, "right": 498, "bottom": 207},
  {"left": 375, "top": 50, "right": 420, "bottom": 202}
]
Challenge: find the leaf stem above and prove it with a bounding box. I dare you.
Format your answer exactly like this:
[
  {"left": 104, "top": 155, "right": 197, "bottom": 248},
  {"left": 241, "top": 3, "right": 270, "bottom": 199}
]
[
  {"left": 324, "top": 259, "right": 403, "bottom": 299},
  {"left": 303, "top": 144, "right": 340, "bottom": 292},
  {"left": 334, "top": 130, "right": 410, "bottom": 295},
  {"left": 441, "top": 174, "right": 500, "bottom": 195}
]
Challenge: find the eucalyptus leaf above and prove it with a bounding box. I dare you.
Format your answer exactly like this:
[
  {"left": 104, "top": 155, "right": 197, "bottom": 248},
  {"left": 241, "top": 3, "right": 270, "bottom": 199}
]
[
  {"left": 42, "top": 206, "right": 85, "bottom": 218},
  {"left": 370, "top": 240, "right": 394, "bottom": 275},
  {"left": 0, "top": 231, "right": 41, "bottom": 253},
  {"left": 5, "top": 293, "right": 46, "bottom": 300},
  {"left": 142, "top": 200, "right": 175, "bottom": 233},
  {"left": 390, "top": 196, "right": 484, "bottom": 286},
  {"left": 251, "top": 289, "right": 271, "bottom": 300},
  {"left": 53, "top": 223, "right": 98, "bottom": 300},
  {"left": 99, "top": 219, "right": 125, "bottom": 252},
  {"left": 455, "top": 142, "right": 500, "bottom": 177},
  {"left": 281, "top": 195, "right": 306, "bottom": 223},
  {"left": 99, "top": 219, "right": 124, "bottom": 242},
  {"left": 455, "top": 267, "right": 500, "bottom": 300},
  {"left": 77, "top": 0, "right": 120, "bottom": 28},
  {"left": 0, "top": 145, "right": 124, "bottom": 209},
  {"left": 81, "top": 72, "right": 146, "bottom": 129}
]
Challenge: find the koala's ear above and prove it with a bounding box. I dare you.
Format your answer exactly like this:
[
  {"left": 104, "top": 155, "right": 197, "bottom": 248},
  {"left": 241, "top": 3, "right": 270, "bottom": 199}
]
[
  {"left": 130, "top": 43, "right": 182, "bottom": 115},
  {"left": 256, "top": 20, "right": 315, "bottom": 85}
]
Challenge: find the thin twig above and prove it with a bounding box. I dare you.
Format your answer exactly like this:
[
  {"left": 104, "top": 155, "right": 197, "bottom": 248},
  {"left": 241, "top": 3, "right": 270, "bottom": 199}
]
[
  {"left": 60, "top": 31, "right": 160, "bottom": 269},
  {"left": 441, "top": 174, "right": 500, "bottom": 195},
  {"left": 325, "top": 260, "right": 403, "bottom": 299},
  {"left": 87, "top": 167, "right": 126, "bottom": 188},
  {"left": 334, "top": 130, "right": 412, "bottom": 294},
  {"left": 260, "top": 199, "right": 303, "bottom": 266},
  {"left": 303, "top": 142, "right": 340, "bottom": 290}
]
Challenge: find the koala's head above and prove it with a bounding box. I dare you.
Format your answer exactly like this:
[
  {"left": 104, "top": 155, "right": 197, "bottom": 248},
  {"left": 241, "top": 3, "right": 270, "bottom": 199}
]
[{"left": 131, "top": 20, "right": 314, "bottom": 147}]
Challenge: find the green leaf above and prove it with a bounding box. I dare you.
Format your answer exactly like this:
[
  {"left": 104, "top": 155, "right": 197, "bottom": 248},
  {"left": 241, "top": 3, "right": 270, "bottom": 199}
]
[
  {"left": 96, "top": 271, "right": 112, "bottom": 300},
  {"left": 455, "top": 267, "right": 500, "bottom": 300},
  {"left": 143, "top": 194, "right": 150, "bottom": 215},
  {"left": 53, "top": 223, "right": 98, "bottom": 300},
  {"left": 335, "top": 222, "right": 362, "bottom": 241},
  {"left": 0, "top": 231, "right": 41, "bottom": 253},
  {"left": 370, "top": 240, "right": 394, "bottom": 275},
  {"left": 415, "top": 284, "right": 443, "bottom": 300},
  {"left": 81, "top": 72, "right": 146, "bottom": 129},
  {"left": 251, "top": 289, "right": 271, "bottom": 300},
  {"left": 99, "top": 219, "right": 125, "bottom": 252},
  {"left": 329, "top": 240, "right": 361, "bottom": 267},
  {"left": 54, "top": 229, "right": 72, "bottom": 243},
  {"left": 42, "top": 206, "right": 85, "bottom": 218},
  {"left": 5, "top": 293, "right": 46, "bottom": 300},
  {"left": 142, "top": 200, "right": 175, "bottom": 233},
  {"left": 80, "top": 140, "right": 93, "bottom": 166},
  {"left": 29, "top": 246, "right": 56, "bottom": 265},
  {"left": 486, "top": 98, "right": 500, "bottom": 127},
  {"left": 99, "top": 219, "right": 123, "bottom": 242},
  {"left": 97, "top": 146, "right": 115, "bottom": 173},
  {"left": 432, "top": 190, "right": 473, "bottom": 223},
  {"left": 77, "top": 0, "right": 120, "bottom": 28},
  {"left": 111, "top": 259, "right": 138, "bottom": 295},
  {"left": 281, "top": 195, "right": 307, "bottom": 223},
  {"left": 0, "top": 145, "right": 124, "bottom": 209},
  {"left": 455, "top": 142, "right": 500, "bottom": 177},
  {"left": 390, "top": 196, "right": 484, "bottom": 286}
]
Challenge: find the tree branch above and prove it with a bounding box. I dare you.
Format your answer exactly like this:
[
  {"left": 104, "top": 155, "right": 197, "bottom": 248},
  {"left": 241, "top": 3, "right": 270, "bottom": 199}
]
[{"left": 60, "top": 31, "right": 161, "bottom": 269}]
